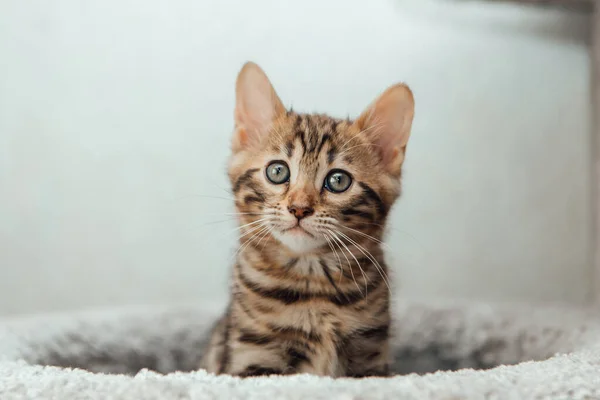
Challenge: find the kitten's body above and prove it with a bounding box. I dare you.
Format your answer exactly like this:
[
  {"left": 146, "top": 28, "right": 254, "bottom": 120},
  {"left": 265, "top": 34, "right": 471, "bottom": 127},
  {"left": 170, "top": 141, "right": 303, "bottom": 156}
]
[{"left": 200, "top": 63, "right": 414, "bottom": 377}]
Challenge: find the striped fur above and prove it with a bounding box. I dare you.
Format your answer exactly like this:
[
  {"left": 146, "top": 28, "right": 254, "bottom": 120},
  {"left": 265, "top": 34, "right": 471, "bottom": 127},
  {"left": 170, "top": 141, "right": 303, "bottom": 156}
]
[{"left": 200, "top": 63, "right": 414, "bottom": 377}]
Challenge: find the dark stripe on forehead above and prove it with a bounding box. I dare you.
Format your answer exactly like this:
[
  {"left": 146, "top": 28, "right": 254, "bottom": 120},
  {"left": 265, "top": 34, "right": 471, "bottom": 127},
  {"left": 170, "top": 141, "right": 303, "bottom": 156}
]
[
  {"left": 284, "top": 141, "right": 294, "bottom": 157},
  {"left": 233, "top": 168, "right": 259, "bottom": 193},
  {"left": 316, "top": 133, "right": 331, "bottom": 156},
  {"left": 303, "top": 116, "right": 312, "bottom": 147},
  {"left": 330, "top": 120, "right": 339, "bottom": 134},
  {"left": 295, "top": 129, "right": 307, "bottom": 154},
  {"left": 293, "top": 113, "right": 302, "bottom": 130},
  {"left": 309, "top": 131, "right": 320, "bottom": 153},
  {"left": 305, "top": 117, "right": 321, "bottom": 153},
  {"left": 327, "top": 148, "right": 336, "bottom": 164}
]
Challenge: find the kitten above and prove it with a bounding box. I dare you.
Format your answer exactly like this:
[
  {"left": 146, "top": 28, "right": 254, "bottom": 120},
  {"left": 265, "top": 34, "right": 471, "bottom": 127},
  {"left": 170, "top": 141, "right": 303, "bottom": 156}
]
[{"left": 200, "top": 62, "right": 414, "bottom": 377}]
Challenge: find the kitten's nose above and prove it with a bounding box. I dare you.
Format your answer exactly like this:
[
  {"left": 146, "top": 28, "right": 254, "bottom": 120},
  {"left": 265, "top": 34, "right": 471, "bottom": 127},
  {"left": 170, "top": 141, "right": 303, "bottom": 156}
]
[{"left": 288, "top": 206, "right": 314, "bottom": 220}]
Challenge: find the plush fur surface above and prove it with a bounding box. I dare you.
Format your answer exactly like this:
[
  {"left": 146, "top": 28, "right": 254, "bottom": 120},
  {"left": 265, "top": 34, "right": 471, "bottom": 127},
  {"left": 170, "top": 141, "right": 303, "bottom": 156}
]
[{"left": 1, "top": 299, "right": 599, "bottom": 399}]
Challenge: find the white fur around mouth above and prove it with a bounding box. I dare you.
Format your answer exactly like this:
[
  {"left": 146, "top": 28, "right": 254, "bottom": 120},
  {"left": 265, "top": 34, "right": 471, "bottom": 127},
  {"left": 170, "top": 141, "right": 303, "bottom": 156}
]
[
  {"left": 271, "top": 226, "right": 326, "bottom": 254},
  {"left": 281, "top": 224, "right": 315, "bottom": 238}
]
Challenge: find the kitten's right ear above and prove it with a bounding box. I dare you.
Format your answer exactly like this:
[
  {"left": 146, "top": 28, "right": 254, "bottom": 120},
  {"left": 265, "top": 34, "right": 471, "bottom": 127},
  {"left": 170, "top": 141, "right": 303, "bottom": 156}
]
[
  {"left": 233, "top": 62, "right": 285, "bottom": 152},
  {"left": 354, "top": 83, "right": 414, "bottom": 177}
]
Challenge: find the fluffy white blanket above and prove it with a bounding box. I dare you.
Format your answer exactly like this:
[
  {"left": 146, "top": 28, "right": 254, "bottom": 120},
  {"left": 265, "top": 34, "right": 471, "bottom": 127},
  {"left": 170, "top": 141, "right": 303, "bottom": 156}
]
[{"left": 0, "top": 300, "right": 599, "bottom": 399}]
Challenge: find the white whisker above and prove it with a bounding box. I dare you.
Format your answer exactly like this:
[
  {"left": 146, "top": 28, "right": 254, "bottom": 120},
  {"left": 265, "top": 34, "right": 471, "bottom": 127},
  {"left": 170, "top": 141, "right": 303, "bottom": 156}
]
[
  {"left": 318, "top": 216, "right": 389, "bottom": 249},
  {"left": 335, "top": 230, "right": 392, "bottom": 295},
  {"left": 230, "top": 224, "right": 271, "bottom": 263},
  {"left": 338, "top": 224, "right": 389, "bottom": 250},
  {"left": 196, "top": 212, "right": 274, "bottom": 228},
  {"left": 233, "top": 216, "right": 276, "bottom": 233},
  {"left": 327, "top": 229, "right": 368, "bottom": 297},
  {"left": 236, "top": 221, "right": 271, "bottom": 242},
  {"left": 322, "top": 233, "right": 344, "bottom": 284},
  {"left": 224, "top": 212, "right": 274, "bottom": 216},
  {"left": 256, "top": 224, "right": 275, "bottom": 250}
]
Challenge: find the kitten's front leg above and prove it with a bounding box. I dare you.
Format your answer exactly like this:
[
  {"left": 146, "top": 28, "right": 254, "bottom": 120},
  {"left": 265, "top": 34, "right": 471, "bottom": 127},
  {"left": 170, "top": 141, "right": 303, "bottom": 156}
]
[
  {"left": 199, "top": 315, "right": 228, "bottom": 374},
  {"left": 342, "top": 327, "right": 391, "bottom": 378},
  {"left": 223, "top": 330, "right": 292, "bottom": 377},
  {"left": 224, "top": 329, "right": 341, "bottom": 377},
  {"left": 295, "top": 340, "right": 341, "bottom": 377}
]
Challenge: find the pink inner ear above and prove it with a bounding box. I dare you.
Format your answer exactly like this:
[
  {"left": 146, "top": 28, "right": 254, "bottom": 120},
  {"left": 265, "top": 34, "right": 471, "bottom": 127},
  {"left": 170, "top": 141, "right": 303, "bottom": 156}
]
[
  {"left": 378, "top": 127, "right": 400, "bottom": 164},
  {"left": 235, "top": 101, "right": 279, "bottom": 149},
  {"left": 233, "top": 63, "right": 285, "bottom": 150},
  {"left": 356, "top": 84, "right": 414, "bottom": 171},
  {"left": 236, "top": 87, "right": 273, "bottom": 137}
]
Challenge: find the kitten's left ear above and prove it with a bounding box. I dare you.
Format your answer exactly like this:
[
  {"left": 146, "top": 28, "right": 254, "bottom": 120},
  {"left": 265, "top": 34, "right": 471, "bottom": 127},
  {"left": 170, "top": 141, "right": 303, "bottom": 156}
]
[
  {"left": 233, "top": 62, "right": 286, "bottom": 152},
  {"left": 354, "top": 83, "right": 414, "bottom": 177}
]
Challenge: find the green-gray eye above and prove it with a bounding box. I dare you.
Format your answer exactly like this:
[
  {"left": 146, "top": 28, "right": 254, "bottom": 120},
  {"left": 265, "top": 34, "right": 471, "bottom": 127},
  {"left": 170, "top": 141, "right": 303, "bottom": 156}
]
[
  {"left": 324, "top": 170, "right": 352, "bottom": 193},
  {"left": 265, "top": 161, "right": 290, "bottom": 184}
]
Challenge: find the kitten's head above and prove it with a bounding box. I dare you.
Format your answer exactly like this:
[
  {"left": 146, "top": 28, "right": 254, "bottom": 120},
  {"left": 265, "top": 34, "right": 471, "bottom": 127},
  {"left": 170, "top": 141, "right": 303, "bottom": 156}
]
[{"left": 229, "top": 62, "right": 414, "bottom": 255}]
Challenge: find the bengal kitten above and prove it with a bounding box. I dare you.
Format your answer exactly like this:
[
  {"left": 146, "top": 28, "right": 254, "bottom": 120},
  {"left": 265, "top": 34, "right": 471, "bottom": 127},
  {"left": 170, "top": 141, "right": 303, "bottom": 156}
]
[{"left": 200, "top": 62, "right": 415, "bottom": 377}]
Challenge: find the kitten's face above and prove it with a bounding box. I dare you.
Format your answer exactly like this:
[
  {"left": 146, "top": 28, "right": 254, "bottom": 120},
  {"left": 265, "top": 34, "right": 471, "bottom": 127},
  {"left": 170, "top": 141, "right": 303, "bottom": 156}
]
[
  {"left": 230, "top": 114, "right": 398, "bottom": 253},
  {"left": 229, "top": 62, "right": 414, "bottom": 255}
]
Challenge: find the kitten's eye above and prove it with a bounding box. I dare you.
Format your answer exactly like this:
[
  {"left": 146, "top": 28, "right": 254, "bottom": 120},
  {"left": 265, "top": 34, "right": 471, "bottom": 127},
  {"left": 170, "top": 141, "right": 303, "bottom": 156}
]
[
  {"left": 265, "top": 161, "right": 290, "bottom": 184},
  {"left": 324, "top": 170, "right": 352, "bottom": 193}
]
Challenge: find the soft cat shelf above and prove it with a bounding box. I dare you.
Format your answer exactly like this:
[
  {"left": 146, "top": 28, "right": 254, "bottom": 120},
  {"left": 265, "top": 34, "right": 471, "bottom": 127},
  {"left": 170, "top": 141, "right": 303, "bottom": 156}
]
[{"left": 0, "top": 300, "right": 599, "bottom": 399}]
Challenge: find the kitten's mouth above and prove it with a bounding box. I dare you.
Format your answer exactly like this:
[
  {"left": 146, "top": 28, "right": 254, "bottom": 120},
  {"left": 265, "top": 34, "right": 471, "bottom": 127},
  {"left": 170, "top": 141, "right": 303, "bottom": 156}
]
[
  {"left": 281, "top": 224, "right": 315, "bottom": 238},
  {"left": 271, "top": 222, "right": 324, "bottom": 253}
]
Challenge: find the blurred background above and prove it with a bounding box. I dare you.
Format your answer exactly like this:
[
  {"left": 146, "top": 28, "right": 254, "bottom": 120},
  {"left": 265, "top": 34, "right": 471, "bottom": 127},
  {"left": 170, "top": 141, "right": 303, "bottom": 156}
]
[{"left": 0, "top": 0, "right": 596, "bottom": 315}]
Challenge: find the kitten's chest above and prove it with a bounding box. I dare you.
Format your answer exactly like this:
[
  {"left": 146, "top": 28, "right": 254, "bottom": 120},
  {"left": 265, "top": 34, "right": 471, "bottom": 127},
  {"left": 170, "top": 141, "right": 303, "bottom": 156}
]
[
  {"left": 274, "top": 301, "right": 364, "bottom": 339},
  {"left": 272, "top": 259, "right": 375, "bottom": 336}
]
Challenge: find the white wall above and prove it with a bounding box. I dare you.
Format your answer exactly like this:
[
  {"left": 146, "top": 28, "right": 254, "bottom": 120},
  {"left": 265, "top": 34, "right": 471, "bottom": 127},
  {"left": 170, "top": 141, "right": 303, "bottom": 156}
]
[
  {"left": 595, "top": 6, "right": 600, "bottom": 305},
  {"left": 0, "top": 0, "right": 593, "bottom": 315}
]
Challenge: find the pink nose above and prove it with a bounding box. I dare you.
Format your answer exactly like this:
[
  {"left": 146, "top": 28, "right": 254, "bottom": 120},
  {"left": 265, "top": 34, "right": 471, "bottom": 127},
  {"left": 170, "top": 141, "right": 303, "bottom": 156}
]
[{"left": 288, "top": 206, "right": 314, "bottom": 220}]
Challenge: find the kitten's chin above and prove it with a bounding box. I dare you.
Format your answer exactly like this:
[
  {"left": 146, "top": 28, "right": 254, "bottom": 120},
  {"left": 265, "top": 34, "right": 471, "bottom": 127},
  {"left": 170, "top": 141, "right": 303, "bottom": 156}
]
[{"left": 271, "top": 229, "right": 326, "bottom": 254}]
